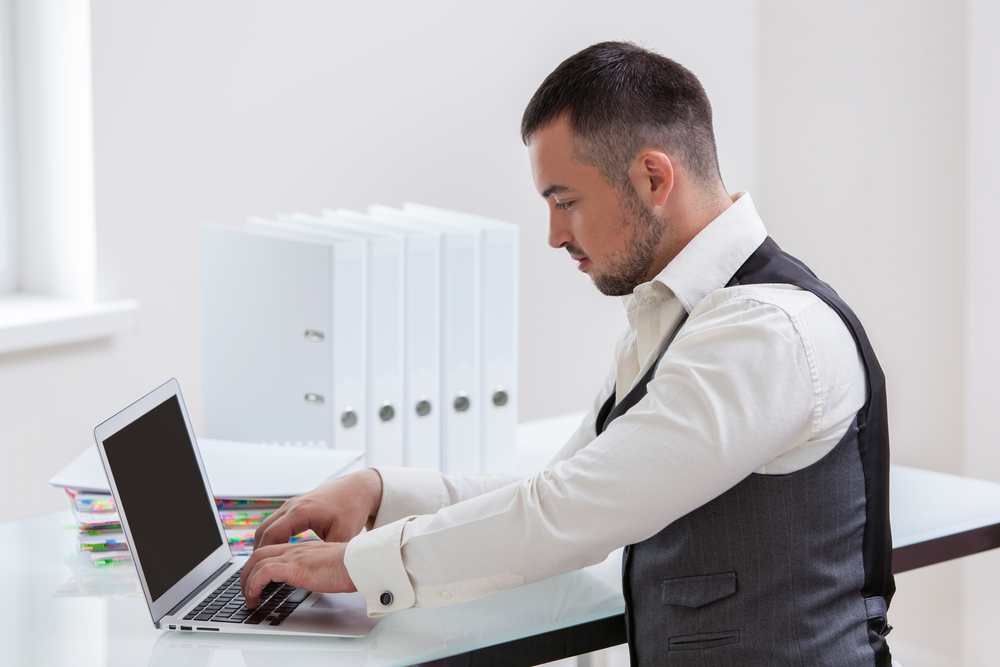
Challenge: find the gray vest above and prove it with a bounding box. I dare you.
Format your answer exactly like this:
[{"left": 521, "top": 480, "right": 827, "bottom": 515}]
[{"left": 596, "top": 238, "right": 894, "bottom": 666}]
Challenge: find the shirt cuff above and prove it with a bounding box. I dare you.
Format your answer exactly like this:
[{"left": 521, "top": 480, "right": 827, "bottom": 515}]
[
  {"left": 372, "top": 466, "right": 448, "bottom": 529},
  {"left": 344, "top": 516, "right": 417, "bottom": 616}
]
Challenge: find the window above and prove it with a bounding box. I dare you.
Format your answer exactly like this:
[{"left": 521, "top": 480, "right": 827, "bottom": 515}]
[{"left": 0, "top": 0, "right": 138, "bottom": 355}]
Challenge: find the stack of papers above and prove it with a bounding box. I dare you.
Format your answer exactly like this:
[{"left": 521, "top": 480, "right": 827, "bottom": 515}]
[
  {"left": 56, "top": 550, "right": 142, "bottom": 597},
  {"left": 49, "top": 438, "right": 364, "bottom": 565}
]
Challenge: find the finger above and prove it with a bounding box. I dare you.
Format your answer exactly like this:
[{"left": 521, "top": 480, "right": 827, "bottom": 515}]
[
  {"left": 255, "top": 511, "right": 312, "bottom": 550},
  {"left": 253, "top": 505, "right": 288, "bottom": 549},
  {"left": 245, "top": 559, "right": 292, "bottom": 609},
  {"left": 240, "top": 544, "right": 287, "bottom": 606},
  {"left": 253, "top": 503, "right": 288, "bottom": 549},
  {"left": 240, "top": 548, "right": 265, "bottom": 605}
]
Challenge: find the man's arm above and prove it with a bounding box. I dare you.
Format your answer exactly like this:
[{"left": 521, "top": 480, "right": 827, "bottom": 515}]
[
  {"left": 255, "top": 355, "right": 617, "bottom": 545},
  {"left": 241, "top": 361, "right": 619, "bottom": 608},
  {"left": 372, "top": 468, "right": 520, "bottom": 529},
  {"left": 344, "top": 289, "right": 861, "bottom": 616},
  {"left": 243, "top": 467, "right": 520, "bottom": 605},
  {"left": 374, "top": 358, "right": 617, "bottom": 530}
]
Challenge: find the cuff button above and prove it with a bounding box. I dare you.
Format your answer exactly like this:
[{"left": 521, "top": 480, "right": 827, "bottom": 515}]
[
  {"left": 380, "top": 591, "right": 393, "bottom": 606},
  {"left": 441, "top": 591, "right": 451, "bottom": 599}
]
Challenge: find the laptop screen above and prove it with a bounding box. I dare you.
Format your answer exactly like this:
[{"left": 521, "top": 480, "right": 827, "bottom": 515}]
[{"left": 102, "top": 394, "right": 224, "bottom": 601}]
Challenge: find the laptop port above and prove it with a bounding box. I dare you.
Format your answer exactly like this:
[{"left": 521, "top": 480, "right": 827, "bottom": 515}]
[
  {"left": 180, "top": 626, "right": 191, "bottom": 631},
  {"left": 168, "top": 625, "right": 176, "bottom": 630},
  {"left": 196, "top": 627, "right": 220, "bottom": 631}
]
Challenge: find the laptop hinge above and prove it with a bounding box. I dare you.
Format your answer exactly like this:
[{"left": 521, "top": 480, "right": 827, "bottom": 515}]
[{"left": 165, "top": 560, "right": 235, "bottom": 618}]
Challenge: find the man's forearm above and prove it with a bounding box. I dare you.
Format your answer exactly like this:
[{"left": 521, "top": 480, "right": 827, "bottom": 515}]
[{"left": 371, "top": 467, "right": 519, "bottom": 529}]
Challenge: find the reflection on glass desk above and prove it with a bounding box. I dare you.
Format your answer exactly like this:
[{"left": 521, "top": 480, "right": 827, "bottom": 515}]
[
  {"left": 0, "top": 509, "right": 624, "bottom": 667},
  {"left": 147, "top": 561, "right": 622, "bottom": 667},
  {"left": 4, "top": 412, "right": 1000, "bottom": 667}
]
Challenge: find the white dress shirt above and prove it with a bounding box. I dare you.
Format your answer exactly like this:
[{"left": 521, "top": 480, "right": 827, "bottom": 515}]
[{"left": 343, "top": 192, "right": 866, "bottom": 616}]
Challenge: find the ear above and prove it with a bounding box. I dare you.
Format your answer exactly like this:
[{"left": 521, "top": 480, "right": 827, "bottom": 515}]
[{"left": 629, "top": 150, "right": 674, "bottom": 208}]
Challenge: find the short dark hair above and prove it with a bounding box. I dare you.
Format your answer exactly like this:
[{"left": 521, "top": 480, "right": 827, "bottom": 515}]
[{"left": 521, "top": 42, "right": 722, "bottom": 190}]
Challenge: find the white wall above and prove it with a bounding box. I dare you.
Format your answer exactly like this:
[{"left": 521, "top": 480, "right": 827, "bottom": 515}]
[
  {"left": 759, "top": 0, "right": 967, "bottom": 476},
  {"left": 1, "top": 0, "right": 762, "bottom": 518},
  {"left": 962, "top": 0, "right": 1000, "bottom": 665},
  {"left": 759, "top": 2, "right": 968, "bottom": 663}
]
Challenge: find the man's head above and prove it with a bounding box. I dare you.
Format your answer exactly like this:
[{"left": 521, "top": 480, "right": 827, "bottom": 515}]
[{"left": 522, "top": 42, "right": 728, "bottom": 296}]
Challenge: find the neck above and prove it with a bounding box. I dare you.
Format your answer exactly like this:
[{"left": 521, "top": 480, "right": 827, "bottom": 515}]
[{"left": 648, "top": 180, "right": 733, "bottom": 279}]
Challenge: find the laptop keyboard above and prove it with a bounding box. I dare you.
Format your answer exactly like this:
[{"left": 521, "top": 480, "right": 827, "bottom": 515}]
[{"left": 182, "top": 571, "right": 311, "bottom": 626}]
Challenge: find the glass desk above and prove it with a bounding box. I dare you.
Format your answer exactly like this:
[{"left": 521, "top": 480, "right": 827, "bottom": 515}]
[{"left": 5, "top": 413, "right": 1000, "bottom": 667}]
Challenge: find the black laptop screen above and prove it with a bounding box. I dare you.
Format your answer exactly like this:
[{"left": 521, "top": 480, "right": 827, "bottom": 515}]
[{"left": 103, "top": 395, "right": 224, "bottom": 601}]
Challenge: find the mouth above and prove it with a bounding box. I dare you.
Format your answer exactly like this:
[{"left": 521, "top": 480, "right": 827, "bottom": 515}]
[{"left": 566, "top": 245, "right": 590, "bottom": 272}]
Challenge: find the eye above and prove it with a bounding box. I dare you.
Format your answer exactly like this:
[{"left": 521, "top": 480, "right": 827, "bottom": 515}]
[{"left": 554, "top": 200, "right": 572, "bottom": 211}]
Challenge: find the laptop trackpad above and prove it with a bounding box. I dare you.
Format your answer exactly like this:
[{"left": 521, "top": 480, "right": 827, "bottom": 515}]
[
  {"left": 309, "top": 591, "right": 368, "bottom": 612},
  {"left": 280, "top": 591, "right": 378, "bottom": 637}
]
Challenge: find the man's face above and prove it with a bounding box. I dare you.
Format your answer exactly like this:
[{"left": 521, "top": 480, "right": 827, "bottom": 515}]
[{"left": 527, "top": 117, "right": 666, "bottom": 297}]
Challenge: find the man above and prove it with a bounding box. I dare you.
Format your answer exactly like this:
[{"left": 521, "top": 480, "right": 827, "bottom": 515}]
[{"left": 240, "top": 42, "right": 895, "bottom": 665}]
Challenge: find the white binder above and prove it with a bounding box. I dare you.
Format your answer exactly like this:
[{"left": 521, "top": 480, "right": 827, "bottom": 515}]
[
  {"left": 368, "top": 205, "right": 482, "bottom": 475},
  {"left": 402, "top": 204, "right": 519, "bottom": 475},
  {"left": 322, "top": 209, "right": 442, "bottom": 471},
  {"left": 270, "top": 214, "right": 406, "bottom": 470},
  {"left": 202, "top": 223, "right": 365, "bottom": 453},
  {"left": 240, "top": 218, "right": 370, "bottom": 456}
]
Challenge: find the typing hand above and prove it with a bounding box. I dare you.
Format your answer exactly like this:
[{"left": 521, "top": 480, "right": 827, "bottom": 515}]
[
  {"left": 240, "top": 541, "right": 355, "bottom": 608},
  {"left": 254, "top": 469, "right": 383, "bottom": 549}
]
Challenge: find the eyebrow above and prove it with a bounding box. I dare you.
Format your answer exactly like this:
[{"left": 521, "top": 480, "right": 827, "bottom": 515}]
[{"left": 541, "top": 185, "right": 571, "bottom": 198}]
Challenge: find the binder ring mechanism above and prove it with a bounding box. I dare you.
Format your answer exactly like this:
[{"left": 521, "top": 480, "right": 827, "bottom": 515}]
[
  {"left": 341, "top": 409, "right": 358, "bottom": 429},
  {"left": 453, "top": 394, "right": 470, "bottom": 413},
  {"left": 378, "top": 403, "right": 395, "bottom": 423}
]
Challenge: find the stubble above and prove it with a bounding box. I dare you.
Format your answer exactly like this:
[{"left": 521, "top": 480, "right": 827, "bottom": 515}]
[{"left": 592, "top": 187, "right": 667, "bottom": 297}]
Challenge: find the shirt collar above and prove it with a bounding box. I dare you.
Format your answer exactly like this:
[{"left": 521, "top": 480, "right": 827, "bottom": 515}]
[{"left": 624, "top": 191, "right": 768, "bottom": 316}]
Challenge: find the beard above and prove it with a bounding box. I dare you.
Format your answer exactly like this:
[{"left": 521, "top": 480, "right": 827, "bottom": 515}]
[{"left": 590, "top": 187, "right": 667, "bottom": 297}]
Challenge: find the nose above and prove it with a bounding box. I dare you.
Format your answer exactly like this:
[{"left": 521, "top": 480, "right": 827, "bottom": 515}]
[{"left": 547, "top": 210, "right": 573, "bottom": 249}]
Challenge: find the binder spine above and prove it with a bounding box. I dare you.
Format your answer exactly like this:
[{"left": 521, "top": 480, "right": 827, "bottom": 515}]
[
  {"left": 481, "top": 225, "right": 519, "bottom": 475},
  {"left": 366, "top": 237, "right": 405, "bottom": 468},
  {"left": 403, "top": 235, "right": 442, "bottom": 470},
  {"left": 440, "top": 231, "right": 482, "bottom": 475},
  {"left": 332, "top": 242, "right": 368, "bottom": 454}
]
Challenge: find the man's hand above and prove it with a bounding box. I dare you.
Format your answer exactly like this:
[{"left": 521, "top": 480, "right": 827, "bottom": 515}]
[
  {"left": 254, "top": 469, "right": 383, "bottom": 549},
  {"left": 240, "top": 541, "right": 355, "bottom": 608}
]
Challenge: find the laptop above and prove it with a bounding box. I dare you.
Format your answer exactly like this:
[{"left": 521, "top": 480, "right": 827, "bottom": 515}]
[{"left": 93, "top": 378, "right": 380, "bottom": 637}]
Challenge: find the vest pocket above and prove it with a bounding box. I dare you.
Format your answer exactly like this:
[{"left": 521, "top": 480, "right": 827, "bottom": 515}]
[
  {"left": 668, "top": 630, "right": 741, "bottom": 651},
  {"left": 661, "top": 571, "right": 737, "bottom": 608}
]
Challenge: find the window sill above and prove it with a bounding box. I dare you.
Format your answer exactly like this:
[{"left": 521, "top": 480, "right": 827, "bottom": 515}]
[{"left": 0, "top": 294, "right": 140, "bottom": 355}]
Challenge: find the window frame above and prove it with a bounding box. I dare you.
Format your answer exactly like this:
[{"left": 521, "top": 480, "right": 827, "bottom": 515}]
[{"left": 0, "top": 0, "right": 15, "bottom": 294}]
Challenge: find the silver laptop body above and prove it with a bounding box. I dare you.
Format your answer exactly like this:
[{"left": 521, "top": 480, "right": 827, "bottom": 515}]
[{"left": 93, "top": 378, "right": 380, "bottom": 637}]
